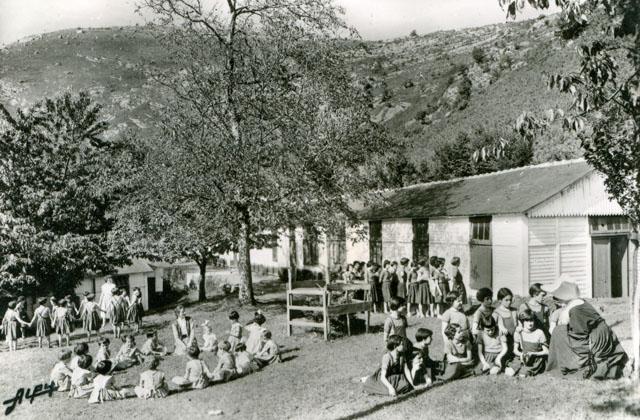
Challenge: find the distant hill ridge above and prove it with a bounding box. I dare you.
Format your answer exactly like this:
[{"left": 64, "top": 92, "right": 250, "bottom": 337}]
[{"left": 0, "top": 15, "right": 577, "bottom": 160}]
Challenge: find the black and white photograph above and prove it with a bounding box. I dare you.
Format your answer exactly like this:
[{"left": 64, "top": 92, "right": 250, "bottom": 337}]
[{"left": 0, "top": 0, "right": 639, "bottom": 418}]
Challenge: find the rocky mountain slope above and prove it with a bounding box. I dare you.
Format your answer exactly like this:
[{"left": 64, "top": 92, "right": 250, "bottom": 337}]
[{"left": 0, "top": 15, "right": 578, "bottom": 160}]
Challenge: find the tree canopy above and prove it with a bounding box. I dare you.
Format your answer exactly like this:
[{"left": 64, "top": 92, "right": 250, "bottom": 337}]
[
  {"left": 138, "top": 0, "right": 395, "bottom": 304},
  {"left": 0, "top": 92, "right": 127, "bottom": 296}
]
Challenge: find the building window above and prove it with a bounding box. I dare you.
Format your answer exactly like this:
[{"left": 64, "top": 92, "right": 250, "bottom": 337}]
[
  {"left": 470, "top": 216, "right": 491, "bottom": 243},
  {"left": 412, "top": 218, "right": 429, "bottom": 262},
  {"left": 112, "top": 275, "right": 129, "bottom": 295},
  {"left": 303, "top": 226, "right": 319, "bottom": 266},
  {"left": 369, "top": 220, "right": 382, "bottom": 264},
  {"left": 589, "top": 216, "right": 630, "bottom": 235}
]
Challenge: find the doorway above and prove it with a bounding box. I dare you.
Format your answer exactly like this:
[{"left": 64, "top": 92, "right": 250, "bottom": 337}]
[
  {"left": 592, "top": 236, "right": 628, "bottom": 298},
  {"left": 470, "top": 216, "right": 492, "bottom": 290}
]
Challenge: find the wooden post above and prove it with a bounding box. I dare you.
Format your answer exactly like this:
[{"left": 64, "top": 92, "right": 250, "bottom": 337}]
[
  {"left": 322, "top": 290, "right": 329, "bottom": 341},
  {"left": 346, "top": 314, "right": 351, "bottom": 336},
  {"left": 366, "top": 310, "right": 370, "bottom": 334},
  {"left": 286, "top": 291, "right": 292, "bottom": 337}
]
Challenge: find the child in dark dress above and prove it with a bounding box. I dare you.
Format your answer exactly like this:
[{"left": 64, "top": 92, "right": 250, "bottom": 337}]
[
  {"left": 514, "top": 309, "right": 548, "bottom": 377},
  {"left": 363, "top": 335, "right": 413, "bottom": 396},
  {"left": 440, "top": 323, "right": 474, "bottom": 381},
  {"left": 411, "top": 328, "right": 439, "bottom": 387}
]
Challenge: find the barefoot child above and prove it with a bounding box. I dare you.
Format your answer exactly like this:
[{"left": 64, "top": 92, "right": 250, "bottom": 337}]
[
  {"left": 50, "top": 349, "right": 73, "bottom": 392},
  {"left": 212, "top": 340, "right": 237, "bottom": 382},
  {"left": 172, "top": 346, "right": 212, "bottom": 389},
  {"left": 88, "top": 360, "right": 131, "bottom": 404},
  {"left": 134, "top": 356, "right": 169, "bottom": 399},
  {"left": 514, "top": 309, "right": 549, "bottom": 377},
  {"left": 383, "top": 298, "right": 408, "bottom": 343},
  {"left": 476, "top": 317, "right": 508, "bottom": 375},
  {"left": 363, "top": 335, "right": 413, "bottom": 396},
  {"left": 30, "top": 297, "right": 52, "bottom": 348},
  {"left": 255, "top": 330, "right": 280, "bottom": 368},
  {"left": 440, "top": 323, "right": 474, "bottom": 381}
]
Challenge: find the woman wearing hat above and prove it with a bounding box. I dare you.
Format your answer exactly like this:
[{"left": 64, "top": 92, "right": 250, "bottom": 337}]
[{"left": 546, "top": 281, "right": 628, "bottom": 379}]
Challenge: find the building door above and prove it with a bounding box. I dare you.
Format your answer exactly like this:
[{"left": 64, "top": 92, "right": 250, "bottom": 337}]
[
  {"left": 470, "top": 216, "right": 492, "bottom": 290},
  {"left": 147, "top": 277, "right": 156, "bottom": 309},
  {"left": 369, "top": 221, "right": 382, "bottom": 265},
  {"left": 592, "top": 236, "right": 628, "bottom": 298}
]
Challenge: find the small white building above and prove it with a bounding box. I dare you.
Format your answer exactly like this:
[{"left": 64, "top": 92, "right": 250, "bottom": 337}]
[
  {"left": 77, "top": 259, "right": 168, "bottom": 310},
  {"left": 354, "top": 159, "right": 638, "bottom": 299}
]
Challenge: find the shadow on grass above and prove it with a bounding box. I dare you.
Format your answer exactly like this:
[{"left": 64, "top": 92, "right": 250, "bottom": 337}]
[
  {"left": 336, "top": 382, "right": 445, "bottom": 420},
  {"left": 280, "top": 355, "right": 298, "bottom": 363},
  {"left": 589, "top": 383, "right": 640, "bottom": 417}
]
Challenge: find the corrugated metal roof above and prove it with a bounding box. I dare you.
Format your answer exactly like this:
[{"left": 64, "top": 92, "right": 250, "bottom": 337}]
[
  {"left": 360, "top": 159, "right": 594, "bottom": 220},
  {"left": 528, "top": 171, "right": 624, "bottom": 217}
]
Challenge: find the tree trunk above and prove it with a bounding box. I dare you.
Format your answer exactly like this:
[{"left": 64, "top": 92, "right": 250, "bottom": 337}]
[
  {"left": 632, "top": 240, "right": 639, "bottom": 382},
  {"left": 288, "top": 225, "right": 298, "bottom": 289},
  {"left": 238, "top": 209, "right": 255, "bottom": 305},
  {"left": 197, "top": 258, "right": 207, "bottom": 302}
]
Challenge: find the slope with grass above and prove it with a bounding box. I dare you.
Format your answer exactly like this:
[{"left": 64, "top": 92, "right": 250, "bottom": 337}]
[{"left": 0, "top": 16, "right": 579, "bottom": 163}]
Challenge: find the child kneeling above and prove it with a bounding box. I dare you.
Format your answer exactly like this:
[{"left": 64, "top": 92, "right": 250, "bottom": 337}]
[
  {"left": 439, "top": 323, "right": 474, "bottom": 381},
  {"left": 476, "top": 317, "right": 508, "bottom": 375}
]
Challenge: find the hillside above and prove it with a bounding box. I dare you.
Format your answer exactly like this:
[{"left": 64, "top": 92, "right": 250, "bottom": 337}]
[{"left": 0, "top": 16, "right": 580, "bottom": 161}]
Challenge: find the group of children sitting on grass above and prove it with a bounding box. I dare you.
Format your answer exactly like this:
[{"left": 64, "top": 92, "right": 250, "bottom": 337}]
[
  {"left": 48, "top": 309, "right": 281, "bottom": 404},
  {"left": 365, "top": 284, "right": 552, "bottom": 396}
]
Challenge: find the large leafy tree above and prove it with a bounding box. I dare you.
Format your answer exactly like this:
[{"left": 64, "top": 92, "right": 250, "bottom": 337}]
[
  {"left": 494, "top": 0, "right": 640, "bottom": 378},
  {"left": 141, "top": 0, "right": 394, "bottom": 305},
  {"left": 0, "top": 93, "right": 128, "bottom": 296}
]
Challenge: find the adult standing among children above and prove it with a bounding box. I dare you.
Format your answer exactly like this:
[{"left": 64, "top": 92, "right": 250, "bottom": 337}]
[
  {"left": 171, "top": 304, "right": 197, "bottom": 356},
  {"left": 546, "top": 281, "right": 628, "bottom": 379},
  {"left": 99, "top": 277, "right": 117, "bottom": 331}
]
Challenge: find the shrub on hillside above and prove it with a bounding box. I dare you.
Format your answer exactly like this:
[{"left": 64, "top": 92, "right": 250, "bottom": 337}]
[{"left": 472, "top": 46, "right": 487, "bottom": 64}]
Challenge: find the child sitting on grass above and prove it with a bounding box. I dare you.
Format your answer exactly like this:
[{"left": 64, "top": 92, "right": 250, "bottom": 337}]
[
  {"left": 235, "top": 343, "right": 259, "bottom": 377},
  {"left": 440, "top": 291, "right": 470, "bottom": 345},
  {"left": 439, "top": 323, "right": 474, "bottom": 381},
  {"left": 212, "top": 340, "right": 237, "bottom": 382},
  {"left": 172, "top": 345, "right": 212, "bottom": 389},
  {"left": 201, "top": 321, "right": 218, "bottom": 353},
  {"left": 134, "top": 356, "right": 169, "bottom": 399},
  {"left": 383, "top": 297, "right": 408, "bottom": 343},
  {"left": 69, "top": 354, "right": 94, "bottom": 398},
  {"left": 141, "top": 331, "right": 168, "bottom": 356},
  {"left": 410, "top": 328, "right": 438, "bottom": 388},
  {"left": 255, "top": 330, "right": 281, "bottom": 368},
  {"left": 70, "top": 342, "right": 89, "bottom": 370},
  {"left": 476, "top": 317, "right": 507, "bottom": 375},
  {"left": 244, "top": 311, "right": 266, "bottom": 354},
  {"left": 227, "top": 311, "right": 242, "bottom": 351},
  {"left": 472, "top": 287, "right": 494, "bottom": 340},
  {"left": 50, "top": 349, "right": 73, "bottom": 392},
  {"left": 94, "top": 338, "right": 111, "bottom": 368},
  {"left": 114, "top": 335, "right": 144, "bottom": 370},
  {"left": 89, "top": 360, "right": 131, "bottom": 404},
  {"left": 363, "top": 334, "right": 413, "bottom": 397},
  {"left": 514, "top": 309, "right": 548, "bottom": 377}
]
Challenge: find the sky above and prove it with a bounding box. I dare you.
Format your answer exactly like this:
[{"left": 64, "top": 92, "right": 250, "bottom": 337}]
[{"left": 0, "top": 0, "right": 559, "bottom": 46}]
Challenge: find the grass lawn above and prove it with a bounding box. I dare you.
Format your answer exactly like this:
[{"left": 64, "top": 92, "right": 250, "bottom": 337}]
[{"left": 1, "top": 280, "right": 638, "bottom": 420}]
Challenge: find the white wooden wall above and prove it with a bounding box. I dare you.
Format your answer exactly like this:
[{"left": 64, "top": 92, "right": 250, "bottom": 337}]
[
  {"left": 527, "top": 217, "right": 591, "bottom": 297},
  {"left": 492, "top": 215, "right": 528, "bottom": 296}
]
